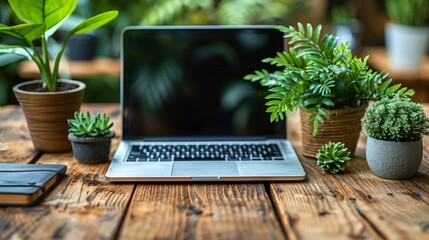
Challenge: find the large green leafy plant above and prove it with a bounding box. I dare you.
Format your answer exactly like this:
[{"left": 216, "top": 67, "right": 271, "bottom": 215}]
[
  {"left": 244, "top": 23, "right": 414, "bottom": 135},
  {"left": 0, "top": 0, "right": 118, "bottom": 91}
]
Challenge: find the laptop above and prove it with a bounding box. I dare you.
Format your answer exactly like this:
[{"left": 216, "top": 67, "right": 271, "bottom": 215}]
[{"left": 105, "top": 25, "right": 306, "bottom": 181}]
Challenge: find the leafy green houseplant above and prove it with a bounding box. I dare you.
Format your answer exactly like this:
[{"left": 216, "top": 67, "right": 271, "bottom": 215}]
[
  {"left": 384, "top": 0, "right": 429, "bottom": 70},
  {"left": 245, "top": 22, "right": 413, "bottom": 157},
  {"left": 0, "top": 0, "right": 118, "bottom": 152},
  {"left": 68, "top": 111, "right": 115, "bottom": 164},
  {"left": 0, "top": 0, "right": 118, "bottom": 91},
  {"left": 362, "top": 97, "right": 429, "bottom": 179}
]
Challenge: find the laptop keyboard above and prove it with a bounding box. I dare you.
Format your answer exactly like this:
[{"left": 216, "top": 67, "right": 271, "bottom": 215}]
[{"left": 126, "top": 143, "right": 285, "bottom": 162}]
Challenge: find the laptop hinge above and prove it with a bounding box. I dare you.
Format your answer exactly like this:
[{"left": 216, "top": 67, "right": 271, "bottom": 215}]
[{"left": 131, "top": 137, "right": 269, "bottom": 142}]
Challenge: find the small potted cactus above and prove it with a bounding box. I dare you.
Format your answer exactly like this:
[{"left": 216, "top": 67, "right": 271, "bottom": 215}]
[
  {"left": 361, "top": 97, "right": 429, "bottom": 179},
  {"left": 68, "top": 111, "right": 115, "bottom": 164}
]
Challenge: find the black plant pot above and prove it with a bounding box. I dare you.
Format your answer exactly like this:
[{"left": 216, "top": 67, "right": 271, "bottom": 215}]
[
  {"left": 68, "top": 131, "right": 115, "bottom": 164},
  {"left": 66, "top": 34, "right": 99, "bottom": 60}
]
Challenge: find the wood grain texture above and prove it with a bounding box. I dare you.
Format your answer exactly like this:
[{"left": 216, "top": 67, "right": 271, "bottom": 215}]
[
  {"left": 270, "top": 148, "right": 379, "bottom": 239},
  {"left": 0, "top": 105, "right": 37, "bottom": 163},
  {"left": 277, "top": 108, "right": 429, "bottom": 239},
  {"left": 0, "top": 104, "right": 132, "bottom": 240},
  {"left": 119, "top": 183, "right": 285, "bottom": 239},
  {"left": 0, "top": 157, "right": 135, "bottom": 239}
]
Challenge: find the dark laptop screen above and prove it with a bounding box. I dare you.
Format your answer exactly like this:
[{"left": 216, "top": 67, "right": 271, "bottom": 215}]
[{"left": 121, "top": 26, "right": 285, "bottom": 140}]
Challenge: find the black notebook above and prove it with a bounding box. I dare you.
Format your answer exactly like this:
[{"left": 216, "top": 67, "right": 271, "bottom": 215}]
[{"left": 0, "top": 163, "right": 67, "bottom": 206}]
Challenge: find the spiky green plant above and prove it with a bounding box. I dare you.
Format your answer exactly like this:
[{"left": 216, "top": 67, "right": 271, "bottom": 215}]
[
  {"left": 316, "top": 141, "right": 351, "bottom": 174},
  {"left": 244, "top": 22, "right": 414, "bottom": 136},
  {"left": 68, "top": 111, "right": 114, "bottom": 137},
  {"left": 385, "top": 0, "right": 429, "bottom": 27},
  {"left": 362, "top": 97, "right": 429, "bottom": 142}
]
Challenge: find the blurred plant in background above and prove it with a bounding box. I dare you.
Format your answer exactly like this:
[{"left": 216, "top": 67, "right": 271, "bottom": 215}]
[
  {"left": 137, "top": 0, "right": 307, "bottom": 25},
  {"left": 1, "top": 0, "right": 307, "bottom": 105},
  {"left": 0, "top": 2, "right": 23, "bottom": 106}
]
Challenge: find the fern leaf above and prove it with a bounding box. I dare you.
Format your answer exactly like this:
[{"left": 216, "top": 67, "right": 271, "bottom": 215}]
[
  {"left": 313, "top": 24, "right": 322, "bottom": 44},
  {"left": 306, "top": 23, "right": 313, "bottom": 40}
]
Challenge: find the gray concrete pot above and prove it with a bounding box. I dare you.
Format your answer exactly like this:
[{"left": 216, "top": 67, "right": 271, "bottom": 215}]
[
  {"left": 366, "top": 136, "right": 423, "bottom": 179},
  {"left": 68, "top": 131, "right": 115, "bottom": 164}
]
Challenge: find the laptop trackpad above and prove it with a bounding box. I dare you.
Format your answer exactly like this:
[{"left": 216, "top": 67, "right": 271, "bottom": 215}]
[{"left": 172, "top": 162, "right": 238, "bottom": 177}]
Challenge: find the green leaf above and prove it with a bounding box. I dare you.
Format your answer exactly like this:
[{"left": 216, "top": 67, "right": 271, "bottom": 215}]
[
  {"left": 306, "top": 23, "right": 313, "bottom": 39},
  {"left": 9, "top": 0, "right": 79, "bottom": 38},
  {"left": 386, "top": 83, "right": 401, "bottom": 94},
  {"left": 68, "top": 11, "right": 119, "bottom": 35},
  {"left": 313, "top": 24, "right": 322, "bottom": 44},
  {"left": 0, "top": 53, "right": 27, "bottom": 66},
  {"left": 0, "top": 23, "right": 46, "bottom": 42},
  {"left": 321, "top": 98, "right": 335, "bottom": 107},
  {"left": 313, "top": 119, "right": 319, "bottom": 136},
  {"left": 378, "top": 78, "right": 392, "bottom": 92},
  {"left": 0, "top": 45, "right": 33, "bottom": 65},
  {"left": 303, "top": 97, "right": 319, "bottom": 106},
  {"left": 404, "top": 89, "right": 415, "bottom": 96}
]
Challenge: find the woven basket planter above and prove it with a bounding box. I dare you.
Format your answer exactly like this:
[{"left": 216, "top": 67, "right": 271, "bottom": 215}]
[{"left": 300, "top": 104, "right": 367, "bottom": 158}]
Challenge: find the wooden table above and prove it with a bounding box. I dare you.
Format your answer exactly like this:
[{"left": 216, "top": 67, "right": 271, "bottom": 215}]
[{"left": 1, "top": 104, "right": 429, "bottom": 239}]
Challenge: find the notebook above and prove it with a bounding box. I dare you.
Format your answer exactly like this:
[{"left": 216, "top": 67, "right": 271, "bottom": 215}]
[
  {"left": 0, "top": 163, "right": 67, "bottom": 206},
  {"left": 105, "top": 25, "right": 306, "bottom": 181}
]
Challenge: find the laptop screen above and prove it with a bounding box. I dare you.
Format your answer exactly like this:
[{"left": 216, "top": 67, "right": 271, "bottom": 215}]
[{"left": 121, "top": 26, "right": 285, "bottom": 140}]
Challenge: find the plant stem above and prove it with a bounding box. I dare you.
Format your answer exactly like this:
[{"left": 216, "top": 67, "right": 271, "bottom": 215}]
[
  {"left": 28, "top": 41, "right": 51, "bottom": 89},
  {"left": 52, "top": 34, "right": 72, "bottom": 87},
  {"left": 41, "top": 35, "right": 53, "bottom": 90}
]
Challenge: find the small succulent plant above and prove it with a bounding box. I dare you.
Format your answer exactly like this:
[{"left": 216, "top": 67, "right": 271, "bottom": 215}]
[
  {"left": 316, "top": 141, "right": 351, "bottom": 174},
  {"left": 68, "top": 111, "right": 114, "bottom": 137},
  {"left": 361, "top": 97, "right": 429, "bottom": 142}
]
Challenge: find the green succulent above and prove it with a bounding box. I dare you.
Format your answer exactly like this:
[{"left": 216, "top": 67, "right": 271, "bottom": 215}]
[
  {"left": 316, "top": 141, "right": 351, "bottom": 174},
  {"left": 68, "top": 111, "right": 114, "bottom": 137},
  {"left": 361, "top": 97, "right": 429, "bottom": 142}
]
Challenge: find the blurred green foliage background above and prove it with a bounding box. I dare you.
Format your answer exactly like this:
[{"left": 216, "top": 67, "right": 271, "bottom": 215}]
[{"left": 0, "top": 0, "right": 308, "bottom": 105}]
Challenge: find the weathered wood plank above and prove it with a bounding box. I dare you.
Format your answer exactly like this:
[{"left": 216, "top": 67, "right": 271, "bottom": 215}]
[
  {"left": 0, "top": 157, "right": 134, "bottom": 239},
  {"left": 119, "top": 183, "right": 285, "bottom": 239},
  {"left": 0, "top": 104, "right": 133, "bottom": 240},
  {"left": 270, "top": 148, "right": 379, "bottom": 239},
  {"left": 273, "top": 110, "right": 429, "bottom": 239},
  {"left": 0, "top": 105, "right": 37, "bottom": 163},
  {"left": 333, "top": 139, "right": 429, "bottom": 240}
]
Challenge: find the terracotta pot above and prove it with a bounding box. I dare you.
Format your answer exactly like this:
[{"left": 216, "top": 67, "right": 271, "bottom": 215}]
[
  {"left": 68, "top": 131, "right": 115, "bottom": 164},
  {"left": 13, "top": 79, "right": 85, "bottom": 152},
  {"left": 300, "top": 104, "right": 367, "bottom": 158}
]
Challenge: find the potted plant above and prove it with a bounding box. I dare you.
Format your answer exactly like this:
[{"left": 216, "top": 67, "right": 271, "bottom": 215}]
[
  {"left": 244, "top": 22, "right": 414, "bottom": 158},
  {"left": 68, "top": 111, "right": 115, "bottom": 164},
  {"left": 361, "top": 97, "right": 429, "bottom": 179},
  {"left": 0, "top": 0, "right": 118, "bottom": 152},
  {"left": 385, "top": 0, "right": 429, "bottom": 71}
]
